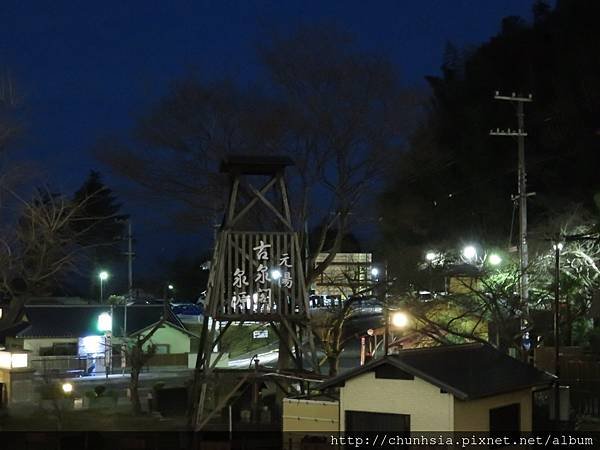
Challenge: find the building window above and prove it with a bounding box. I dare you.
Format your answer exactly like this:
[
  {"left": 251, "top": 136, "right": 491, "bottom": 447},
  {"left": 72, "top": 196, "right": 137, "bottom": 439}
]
[
  {"left": 154, "top": 344, "right": 170, "bottom": 354},
  {"left": 345, "top": 411, "right": 410, "bottom": 433}
]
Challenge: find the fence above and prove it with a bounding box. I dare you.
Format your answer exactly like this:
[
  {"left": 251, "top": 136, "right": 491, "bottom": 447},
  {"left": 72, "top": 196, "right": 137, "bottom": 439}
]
[
  {"left": 30, "top": 353, "right": 190, "bottom": 376},
  {"left": 30, "top": 356, "right": 88, "bottom": 375},
  {"left": 535, "top": 347, "right": 600, "bottom": 417},
  {"left": 562, "top": 358, "right": 600, "bottom": 417}
]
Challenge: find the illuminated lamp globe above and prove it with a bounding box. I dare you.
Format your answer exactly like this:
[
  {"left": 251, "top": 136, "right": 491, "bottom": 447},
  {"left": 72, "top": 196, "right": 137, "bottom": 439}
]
[
  {"left": 488, "top": 253, "right": 502, "bottom": 266},
  {"left": 462, "top": 245, "right": 477, "bottom": 261},
  {"left": 270, "top": 269, "right": 282, "bottom": 281},
  {"left": 391, "top": 312, "right": 409, "bottom": 329},
  {"left": 97, "top": 312, "right": 112, "bottom": 333}
]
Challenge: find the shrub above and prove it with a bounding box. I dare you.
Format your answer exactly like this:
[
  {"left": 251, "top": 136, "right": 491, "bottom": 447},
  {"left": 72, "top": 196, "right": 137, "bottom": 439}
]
[{"left": 94, "top": 385, "right": 107, "bottom": 397}]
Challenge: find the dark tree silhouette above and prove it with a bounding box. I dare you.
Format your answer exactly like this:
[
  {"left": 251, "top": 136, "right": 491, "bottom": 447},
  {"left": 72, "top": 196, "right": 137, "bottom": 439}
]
[
  {"left": 72, "top": 170, "right": 127, "bottom": 297},
  {"left": 379, "top": 0, "right": 600, "bottom": 288}
]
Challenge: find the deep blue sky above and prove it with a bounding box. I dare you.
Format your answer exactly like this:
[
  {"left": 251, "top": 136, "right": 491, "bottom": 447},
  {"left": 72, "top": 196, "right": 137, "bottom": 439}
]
[{"left": 0, "top": 0, "right": 539, "bottom": 281}]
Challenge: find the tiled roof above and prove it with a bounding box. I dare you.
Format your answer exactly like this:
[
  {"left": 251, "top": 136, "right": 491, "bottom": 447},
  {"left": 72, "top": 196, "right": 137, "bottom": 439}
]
[
  {"left": 16, "top": 304, "right": 185, "bottom": 338},
  {"left": 320, "top": 343, "right": 555, "bottom": 400}
]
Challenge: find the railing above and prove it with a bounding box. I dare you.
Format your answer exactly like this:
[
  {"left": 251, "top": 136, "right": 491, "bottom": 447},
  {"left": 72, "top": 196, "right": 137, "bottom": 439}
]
[
  {"left": 30, "top": 353, "right": 189, "bottom": 376},
  {"left": 30, "top": 356, "right": 87, "bottom": 374}
]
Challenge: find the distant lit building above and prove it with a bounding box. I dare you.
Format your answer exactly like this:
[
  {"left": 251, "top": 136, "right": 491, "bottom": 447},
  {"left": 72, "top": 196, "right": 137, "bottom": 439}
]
[{"left": 313, "top": 252, "right": 374, "bottom": 300}]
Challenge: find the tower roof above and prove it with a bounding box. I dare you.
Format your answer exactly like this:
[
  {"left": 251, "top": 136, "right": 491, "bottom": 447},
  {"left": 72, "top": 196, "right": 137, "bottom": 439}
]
[{"left": 219, "top": 155, "right": 294, "bottom": 175}]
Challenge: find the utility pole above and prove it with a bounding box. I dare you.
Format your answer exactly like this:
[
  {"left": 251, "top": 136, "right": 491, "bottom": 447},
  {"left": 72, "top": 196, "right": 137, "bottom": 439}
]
[
  {"left": 123, "top": 218, "right": 135, "bottom": 337},
  {"left": 490, "top": 92, "right": 534, "bottom": 349},
  {"left": 553, "top": 239, "right": 562, "bottom": 425}
]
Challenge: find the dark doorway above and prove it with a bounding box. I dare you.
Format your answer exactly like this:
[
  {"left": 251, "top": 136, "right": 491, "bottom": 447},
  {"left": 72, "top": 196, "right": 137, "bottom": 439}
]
[
  {"left": 489, "top": 403, "right": 520, "bottom": 432},
  {"left": 345, "top": 410, "right": 410, "bottom": 432}
]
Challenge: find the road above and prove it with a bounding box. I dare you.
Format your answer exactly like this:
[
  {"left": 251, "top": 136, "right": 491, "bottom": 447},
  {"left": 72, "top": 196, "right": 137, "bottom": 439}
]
[{"left": 226, "top": 311, "right": 384, "bottom": 373}]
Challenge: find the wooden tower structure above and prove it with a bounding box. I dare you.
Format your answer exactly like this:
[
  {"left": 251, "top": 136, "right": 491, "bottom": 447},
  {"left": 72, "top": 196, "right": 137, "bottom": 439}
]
[{"left": 192, "top": 155, "right": 318, "bottom": 429}]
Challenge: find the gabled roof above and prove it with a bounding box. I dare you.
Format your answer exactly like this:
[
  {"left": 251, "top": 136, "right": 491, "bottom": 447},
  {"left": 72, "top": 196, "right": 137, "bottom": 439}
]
[
  {"left": 130, "top": 320, "right": 199, "bottom": 339},
  {"left": 16, "top": 305, "right": 185, "bottom": 339},
  {"left": 320, "top": 343, "right": 555, "bottom": 400}
]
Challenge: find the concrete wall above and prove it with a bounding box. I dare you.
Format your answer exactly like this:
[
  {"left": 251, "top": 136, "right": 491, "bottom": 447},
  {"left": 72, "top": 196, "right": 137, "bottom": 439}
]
[
  {"left": 453, "top": 389, "right": 533, "bottom": 432},
  {"left": 0, "top": 368, "right": 36, "bottom": 404},
  {"left": 339, "top": 371, "right": 454, "bottom": 431}
]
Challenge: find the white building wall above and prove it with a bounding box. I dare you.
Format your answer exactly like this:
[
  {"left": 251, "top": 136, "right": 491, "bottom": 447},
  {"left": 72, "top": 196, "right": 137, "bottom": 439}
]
[{"left": 339, "top": 371, "right": 454, "bottom": 431}]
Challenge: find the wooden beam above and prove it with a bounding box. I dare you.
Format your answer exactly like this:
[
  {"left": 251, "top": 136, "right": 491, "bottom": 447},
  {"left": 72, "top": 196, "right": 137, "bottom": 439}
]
[
  {"left": 278, "top": 175, "right": 292, "bottom": 224},
  {"left": 269, "top": 321, "right": 299, "bottom": 365},
  {"left": 248, "top": 183, "right": 294, "bottom": 231},
  {"left": 195, "top": 373, "right": 251, "bottom": 431},
  {"left": 228, "top": 177, "right": 278, "bottom": 228}
]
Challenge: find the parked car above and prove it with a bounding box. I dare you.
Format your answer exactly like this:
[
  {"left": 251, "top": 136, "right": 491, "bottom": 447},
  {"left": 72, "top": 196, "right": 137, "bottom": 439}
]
[{"left": 347, "top": 296, "right": 383, "bottom": 317}]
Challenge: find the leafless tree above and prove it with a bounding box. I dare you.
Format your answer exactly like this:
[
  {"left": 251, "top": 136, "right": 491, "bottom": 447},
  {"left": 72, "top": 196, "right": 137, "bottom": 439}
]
[
  {"left": 0, "top": 186, "right": 125, "bottom": 335},
  {"left": 402, "top": 209, "right": 600, "bottom": 350},
  {"left": 97, "top": 26, "right": 415, "bottom": 290},
  {"left": 311, "top": 297, "right": 364, "bottom": 376},
  {"left": 122, "top": 310, "right": 167, "bottom": 415},
  {"left": 0, "top": 72, "right": 21, "bottom": 154}
]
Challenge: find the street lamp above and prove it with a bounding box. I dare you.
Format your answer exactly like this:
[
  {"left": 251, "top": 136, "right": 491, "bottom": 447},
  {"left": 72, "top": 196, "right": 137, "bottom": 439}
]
[
  {"left": 163, "top": 283, "right": 176, "bottom": 300},
  {"left": 552, "top": 240, "right": 563, "bottom": 425},
  {"left": 425, "top": 251, "right": 437, "bottom": 262},
  {"left": 424, "top": 251, "right": 439, "bottom": 293},
  {"left": 370, "top": 267, "right": 379, "bottom": 278},
  {"left": 97, "top": 312, "right": 113, "bottom": 378},
  {"left": 98, "top": 271, "right": 109, "bottom": 303},
  {"left": 97, "top": 312, "right": 112, "bottom": 333},
  {"left": 391, "top": 311, "right": 409, "bottom": 329},
  {"left": 462, "top": 245, "right": 477, "bottom": 262},
  {"left": 488, "top": 253, "right": 502, "bottom": 266},
  {"left": 382, "top": 310, "right": 410, "bottom": 356}
]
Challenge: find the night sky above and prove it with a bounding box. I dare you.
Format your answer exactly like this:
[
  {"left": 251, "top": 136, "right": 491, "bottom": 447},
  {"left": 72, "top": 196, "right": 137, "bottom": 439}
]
[{"left": 1, "top": 0, "right": 538, "bottom": 279}]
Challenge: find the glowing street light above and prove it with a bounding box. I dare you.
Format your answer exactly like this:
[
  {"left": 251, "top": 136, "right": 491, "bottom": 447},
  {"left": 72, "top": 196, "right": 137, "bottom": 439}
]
[
  {"left": 98, "top": 270, "right": 109, "bottom": 303},
  {"left": 97, "top": 312, "right": 113, "bottom": 378},
  {"left": 370, "top": 267, "right": 379, "bottom": 278},
  {"left": 391, "top": 311, "right": 409, "bottom": 329},
  {"left": 425, "top": 251, "right": 437, "bottom": 262},
  {"left": 97, "top": 312, "right": 112, "bottom": 333},
  {"left": 168, "top": 284, "right": 174, "bottom": 290},
  {"left": 462, "top": 245, "right": 477, "bottom": 262},
  {"left": 62, "top": 382, "right": 73, "bottom": 395},
  {"left": 488, "top": 253, "right": 502, "bottom": 266},
  {"left": 270, "top": 269, "right": 282, "bottom": 281}
]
